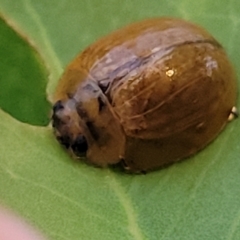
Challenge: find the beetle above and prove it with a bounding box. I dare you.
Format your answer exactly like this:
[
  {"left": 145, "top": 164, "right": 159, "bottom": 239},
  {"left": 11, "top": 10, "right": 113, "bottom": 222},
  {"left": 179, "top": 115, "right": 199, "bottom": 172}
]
[{"left": 52, "top": 18, "right": 237, "bottom": 172}]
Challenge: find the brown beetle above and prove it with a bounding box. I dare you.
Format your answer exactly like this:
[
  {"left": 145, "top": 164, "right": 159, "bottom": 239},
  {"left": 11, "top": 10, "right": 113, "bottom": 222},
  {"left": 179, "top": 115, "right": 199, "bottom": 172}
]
[{"left": 52, "top": 18, "right": 237, "bottom": 172}]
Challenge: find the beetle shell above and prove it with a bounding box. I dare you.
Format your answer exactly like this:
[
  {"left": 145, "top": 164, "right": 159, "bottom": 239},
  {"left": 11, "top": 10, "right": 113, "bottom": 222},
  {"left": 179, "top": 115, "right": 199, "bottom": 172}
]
[{"left": 52, "top": 18, "right": 237, "bottom": 172}]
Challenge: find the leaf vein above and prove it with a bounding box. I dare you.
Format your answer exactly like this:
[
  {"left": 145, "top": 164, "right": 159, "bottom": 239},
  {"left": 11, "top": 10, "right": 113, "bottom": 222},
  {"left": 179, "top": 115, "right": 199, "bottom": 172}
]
[
  {"left": 107, "top": 171, "right": 146, "bottom": 240},
  {"left": 0, "top": 165, "right": 110, "bottom": 224},
  {"left": 23, "top": 0, "right": 63, "bottom": 98},
  {"left": 226, "top": 207, "right": 240, "bottom": 240}
]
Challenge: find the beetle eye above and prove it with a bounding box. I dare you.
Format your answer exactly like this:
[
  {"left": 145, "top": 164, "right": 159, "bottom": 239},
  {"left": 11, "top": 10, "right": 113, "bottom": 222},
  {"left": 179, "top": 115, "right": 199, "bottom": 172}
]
[
  {"left": 57, "top": 135, "right": 71, "bottom": 149},
  {"left": 52, "top": 100, "right": 65, "bottom": 128},
  {"left": 53, "top": 100, "right": 64, "bottom": 113},
  {"left": 71, "top": 135, "right": 88, "bottom": 155}
]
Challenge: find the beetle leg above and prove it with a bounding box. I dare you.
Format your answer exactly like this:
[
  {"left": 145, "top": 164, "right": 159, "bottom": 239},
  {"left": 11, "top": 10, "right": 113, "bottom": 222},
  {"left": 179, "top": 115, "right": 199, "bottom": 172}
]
[{"left": 228, "top": 106, "right": 238, "bottom": 121}]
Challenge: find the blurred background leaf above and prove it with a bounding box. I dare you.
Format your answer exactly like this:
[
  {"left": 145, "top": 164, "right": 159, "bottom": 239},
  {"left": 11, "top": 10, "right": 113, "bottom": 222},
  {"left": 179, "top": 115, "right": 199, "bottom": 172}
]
[
  {"left": 0, "top": 0, "right": 239, "bottom": 239},
  {"left": 0, "top": 17, "right": 50, "bottom": 125}
]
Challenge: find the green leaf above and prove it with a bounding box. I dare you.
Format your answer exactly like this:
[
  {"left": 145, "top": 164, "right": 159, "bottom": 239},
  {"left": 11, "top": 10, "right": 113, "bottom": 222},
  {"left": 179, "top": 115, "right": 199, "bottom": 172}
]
[
  {"left": 0, "top": 0, "right": 240, "bottom": 239},
  {"left": 0, "top": 17, "right": 50, "bottom": 125}
]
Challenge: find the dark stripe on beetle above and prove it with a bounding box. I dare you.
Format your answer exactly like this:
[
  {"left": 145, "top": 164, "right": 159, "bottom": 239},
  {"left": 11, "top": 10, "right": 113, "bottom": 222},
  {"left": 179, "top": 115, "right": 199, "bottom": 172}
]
[
  {"left": 86, "top": 121, "right": 99, "bottom": 140},
  {"left": 98, "top": 96, "right": 106, "bottom": 112}
]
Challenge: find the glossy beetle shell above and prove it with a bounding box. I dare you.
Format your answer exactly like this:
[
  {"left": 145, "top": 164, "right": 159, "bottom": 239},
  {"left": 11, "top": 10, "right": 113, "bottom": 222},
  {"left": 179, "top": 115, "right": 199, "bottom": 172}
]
[{"left": 52, "top": 18, "right": 237, "bottom": 172}]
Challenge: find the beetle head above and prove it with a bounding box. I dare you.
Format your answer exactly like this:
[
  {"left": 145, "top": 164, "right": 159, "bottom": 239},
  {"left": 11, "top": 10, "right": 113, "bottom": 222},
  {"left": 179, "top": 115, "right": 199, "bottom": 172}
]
[{"left": 52, "top": 81, "right": 125, "bottom": 166}]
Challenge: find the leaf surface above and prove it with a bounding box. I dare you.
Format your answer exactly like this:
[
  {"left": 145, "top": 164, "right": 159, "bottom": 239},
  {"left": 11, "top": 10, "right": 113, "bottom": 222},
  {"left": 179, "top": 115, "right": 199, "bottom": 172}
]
[{"left": 0, "top": 0, "right": 240, "bottom": 239}]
